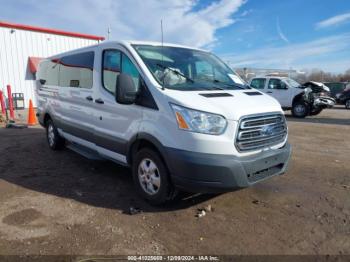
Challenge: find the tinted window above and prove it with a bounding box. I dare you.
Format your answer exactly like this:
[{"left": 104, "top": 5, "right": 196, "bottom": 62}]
[
  {"left": 121, "top": 53, "right": 140, "bottom": 88},
  {"left": 102, "top": 50, "right": 121, "bottom": 93},
  {"left": 38, "top": 60, "right": 59, "bottom": 86},
  {"left": 102, "top": 50, "right": 140, "bottom": 95},
  {"left": 268, "top": 79, "right": 287, "bottom": 89},
  {"left": 59, "top": 52, "right": 94, "bottom": 88},
  {"left": 250, "top": 78, "right": 266, "bottom": 89}
]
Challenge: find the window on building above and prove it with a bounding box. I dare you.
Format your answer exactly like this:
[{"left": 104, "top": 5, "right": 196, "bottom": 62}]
[
  {"left": 102, "top": 50, "right": 140, "bottom": 95},
  {"left": 250, "top": 78, "right": 266, "bottom": 89},
  {"left": 59, "top": 51, "right": 94, "bottom": 88},
  {"left": 38, "top": 60, "right": 59, "bottom": 86}
]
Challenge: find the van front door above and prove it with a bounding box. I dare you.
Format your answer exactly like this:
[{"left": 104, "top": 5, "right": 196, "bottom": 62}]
[{"left": 92, "top": 47, "right": 143, "bottom": 164}]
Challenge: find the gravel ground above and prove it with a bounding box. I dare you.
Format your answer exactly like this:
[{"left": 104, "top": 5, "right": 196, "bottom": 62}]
[{"left": 0, "top": 107, "right": 349, "bottom": 256}]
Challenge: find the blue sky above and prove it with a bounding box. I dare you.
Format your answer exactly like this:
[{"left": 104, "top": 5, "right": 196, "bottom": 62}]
[{"left": 1, "top": 0, "right": 350, "bottom": 72}]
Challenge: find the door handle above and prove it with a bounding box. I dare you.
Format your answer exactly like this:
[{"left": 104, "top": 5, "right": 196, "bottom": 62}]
[
  {"left": 86, "top": 96, "right": 93, "bottom": 101},
  {"left": 95, "top": 98, "right": 104, "bottom": 104},
  {"left": 267, "top": 91, "right": 273, "bottom": 93}
]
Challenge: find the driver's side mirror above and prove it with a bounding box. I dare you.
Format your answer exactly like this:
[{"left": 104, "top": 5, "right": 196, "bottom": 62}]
[{"left": 115, "top": 73, "right": 139, "bottom": 104}]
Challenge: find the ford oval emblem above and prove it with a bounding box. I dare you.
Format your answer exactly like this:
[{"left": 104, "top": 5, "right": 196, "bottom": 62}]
[{"left": 261, "top": 125, "right": 275, "bottom": 136}]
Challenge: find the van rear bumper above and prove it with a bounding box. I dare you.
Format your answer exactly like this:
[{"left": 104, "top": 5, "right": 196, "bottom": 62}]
[{"left": 165, "top": 143, "right": 291, "bottom": 193}]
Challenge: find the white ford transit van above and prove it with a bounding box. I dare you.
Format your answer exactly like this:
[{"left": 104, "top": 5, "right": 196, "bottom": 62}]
[{"left": 36, "top": 41, "right": 291, "bottom": 204}]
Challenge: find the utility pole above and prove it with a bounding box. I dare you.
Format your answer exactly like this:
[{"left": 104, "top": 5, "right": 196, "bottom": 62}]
[{"left": 107, "top": 27, "right": 111, "bottom": 40}]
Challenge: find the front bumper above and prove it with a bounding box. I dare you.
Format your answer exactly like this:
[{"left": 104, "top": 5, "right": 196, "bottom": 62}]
[
  {"left": 313, "top": 96, "right": 336, "bottom": 108},
  {"left": 165, "top": 143, "right": 292, "bottom": 193}
]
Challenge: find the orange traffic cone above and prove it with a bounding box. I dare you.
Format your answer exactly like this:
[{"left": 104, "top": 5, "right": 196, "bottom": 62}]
[{"left": 27, "top": 99, "right": 37, "bottom": 126}]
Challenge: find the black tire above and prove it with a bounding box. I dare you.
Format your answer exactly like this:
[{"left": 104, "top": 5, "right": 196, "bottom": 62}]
[
  {"left": 310, "top": 107, "right": 323, "bottom": 116},
  {"left": 345, "top": 100, "right": 350, "bottom": 109},
  {"left": 132, "top": 148, "right": 175, "bottom": 205},
  {"left": 292, "top": 101, "right": 309, "bottom": 118},
  {"left": 46, "top": 119, "right": 65, "bottom": 150}
]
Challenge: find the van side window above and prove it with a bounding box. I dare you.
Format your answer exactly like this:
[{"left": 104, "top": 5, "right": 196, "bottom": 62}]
[
  {"left": 121, "top": 53, "right": 140, "bottom": 89},
  {"left": 59, "top": 52, "right": 94, "bottom": 89},
  {"left": 102, "top": 50, "right": 121, "bottom": 94},
  {"left": 250, "top": 78, "right": 266, "bottom": 89},
  {"left": 102, "top": 50, "right": 140, "bottom": 95},
  {"left": 38, "top": 60, "right": 59, "bottom": 86}
]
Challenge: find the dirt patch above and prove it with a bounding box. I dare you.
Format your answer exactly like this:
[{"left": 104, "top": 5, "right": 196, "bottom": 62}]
[{"left": 2, "top": 208, "right": 42, "bottom": 226}]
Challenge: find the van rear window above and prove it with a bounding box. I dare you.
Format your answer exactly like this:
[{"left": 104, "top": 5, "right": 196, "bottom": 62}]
[{"left": 38, "top": 60, "right": 59, "bottom": 86}]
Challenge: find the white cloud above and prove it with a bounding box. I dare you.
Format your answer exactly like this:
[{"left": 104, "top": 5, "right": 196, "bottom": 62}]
[
  {"left": 4, "top": 0, "right": 246, "bottom": 48},
  {"left": 222, "top": 34, "right": 350, "bottom": 72},
  {"left": 276, "top": 17, "right": 289, "bottom": 43},
  {"left": 316, "top": 12, "right": 350, "bottom": 29}
]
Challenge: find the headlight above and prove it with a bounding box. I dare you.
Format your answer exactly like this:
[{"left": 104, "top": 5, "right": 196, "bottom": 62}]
[{"left": 170, "top": 104, "right": 227, "bottom": 135}]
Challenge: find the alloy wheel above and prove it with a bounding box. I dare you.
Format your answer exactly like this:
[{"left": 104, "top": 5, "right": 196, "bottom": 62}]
[{"left": 138, "top": 158, "right": 161, "bottom": 195}]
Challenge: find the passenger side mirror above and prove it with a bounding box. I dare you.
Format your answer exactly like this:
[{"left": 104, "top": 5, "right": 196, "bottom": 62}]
[{"left": 115, "top": 73, "right": 138, "bottom": 104}]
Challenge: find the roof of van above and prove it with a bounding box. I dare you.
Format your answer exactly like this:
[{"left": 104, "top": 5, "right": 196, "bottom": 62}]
[
  {"left": 47, "top": 40, "right": 208, "bottom": 59},
  {"left": 121, "top": 40, "right": 207, "bottom": 52}
]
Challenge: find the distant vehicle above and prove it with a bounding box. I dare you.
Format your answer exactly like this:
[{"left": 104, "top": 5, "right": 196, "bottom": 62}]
[
  {"left": 249, "top": 77, "right": 335, "bottom": 118},
  {"left": 336, "top": 85, "right": 350, "bottom": 109},
  {"left": 35, "top": 41, "right": 291, "bottom": 205},
  {"left": 324, "top": 82, "right": 347, "bottom": 99}
]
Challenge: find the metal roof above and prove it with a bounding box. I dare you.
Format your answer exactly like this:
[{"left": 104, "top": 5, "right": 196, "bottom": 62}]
[{"left": 0, "top": 20, "right": 105, "bottom": 41}]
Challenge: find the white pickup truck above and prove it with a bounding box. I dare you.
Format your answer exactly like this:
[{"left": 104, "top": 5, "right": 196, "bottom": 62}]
[{"left": 249, "top": 76, "right": 335, "bottom": 118}]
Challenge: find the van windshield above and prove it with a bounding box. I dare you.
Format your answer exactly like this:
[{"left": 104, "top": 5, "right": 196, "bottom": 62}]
[{"left": 132, "top": 45, "right": 248, "bottom": 91}]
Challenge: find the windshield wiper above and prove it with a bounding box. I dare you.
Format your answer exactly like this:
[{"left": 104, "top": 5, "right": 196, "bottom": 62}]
[
  {"left": 213, "top": 79, "right": 248, "bottom": 90},
  {"left": 156, "top": 63, "right": 194, "bottom": 83}
]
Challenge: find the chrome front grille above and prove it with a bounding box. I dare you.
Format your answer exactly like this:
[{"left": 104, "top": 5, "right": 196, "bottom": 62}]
[{"left": 236, "top": 113, "right": 287, "bottom": 152}]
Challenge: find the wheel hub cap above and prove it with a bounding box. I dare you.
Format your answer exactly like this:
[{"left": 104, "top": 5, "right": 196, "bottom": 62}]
[
  {"left": 138, "top": 158, "right": 161, "bottom": 195},
  {"left": 295, "top": 105, "right": 305, "bottom": 114}
]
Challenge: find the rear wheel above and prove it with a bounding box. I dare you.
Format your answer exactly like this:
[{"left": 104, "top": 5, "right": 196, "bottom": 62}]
[
  {"left": 345, "top": 100, "right": 350, "bottom": 109},
  {"left": 132, "top": 148, "right": 175, "bottom": 205},
  {"left": 46, "top": 119, "right": 65, "bottom": 150},
  {"left": 292, "top": 101, "right": 309, "bottom": 118}
]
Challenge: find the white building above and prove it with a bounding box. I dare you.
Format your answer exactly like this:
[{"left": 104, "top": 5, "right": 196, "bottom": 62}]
[{"left": 0, "top": 21, "right": 104, "bottom": 107}]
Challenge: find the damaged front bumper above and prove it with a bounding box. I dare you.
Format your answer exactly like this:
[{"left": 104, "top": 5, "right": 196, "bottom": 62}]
[{"left": 313, "top": 96, "right": 336, "bottom": 108}]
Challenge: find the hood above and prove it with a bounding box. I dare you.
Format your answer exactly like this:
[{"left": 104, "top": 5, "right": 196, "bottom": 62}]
[
  {"left": 303, "top": 81, "right": 330, "bottom": 92},
  {"left": 164, "top": 89, "right": 283, "bottom": 121}
]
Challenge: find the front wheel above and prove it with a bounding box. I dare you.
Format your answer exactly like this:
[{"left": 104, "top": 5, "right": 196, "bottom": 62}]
[
  {"left": 132, "top": 148, "right": 175, "bottom": 205},
  {"left": 292, "top": 101, "right": 309, "bottom": 118},
  {"left": 345, "top": 100, "right": 350, "bottom": 109}
]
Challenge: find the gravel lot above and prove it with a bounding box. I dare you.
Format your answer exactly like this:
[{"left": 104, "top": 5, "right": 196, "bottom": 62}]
[{"left": 0, "top": 107, "right": 349, "bottom": 255}]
